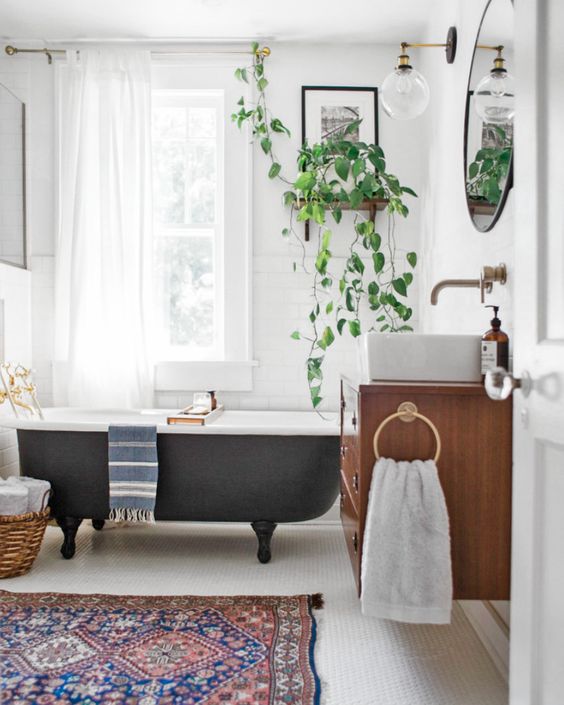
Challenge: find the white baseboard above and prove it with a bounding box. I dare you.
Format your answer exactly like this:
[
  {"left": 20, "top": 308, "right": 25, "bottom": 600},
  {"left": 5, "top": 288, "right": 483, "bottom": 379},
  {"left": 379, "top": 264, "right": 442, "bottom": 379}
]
[{"left": 458, "top": 600, "right": 509, "bottom": 682}]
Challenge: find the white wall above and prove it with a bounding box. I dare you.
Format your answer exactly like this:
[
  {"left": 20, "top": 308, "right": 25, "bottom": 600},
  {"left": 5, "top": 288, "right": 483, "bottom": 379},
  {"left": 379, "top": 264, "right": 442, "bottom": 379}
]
[{"left": 0, "top": 54, "right": 35, "bottom": 477}]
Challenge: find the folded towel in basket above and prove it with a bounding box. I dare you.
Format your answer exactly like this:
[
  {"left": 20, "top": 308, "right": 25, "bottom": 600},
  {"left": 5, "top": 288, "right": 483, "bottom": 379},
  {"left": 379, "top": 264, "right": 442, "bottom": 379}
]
[
  {"left": 108, "top": 425, "right": 158, "bottom": 523},
  {"left": 0, "top": 479, "right": 29, "bottom": 516},
  {"left": 360, "top": 458, "right": 452, "bottom": 624},
  {"left": 7, "top": 476, "right": 51, "bottom": 512}
]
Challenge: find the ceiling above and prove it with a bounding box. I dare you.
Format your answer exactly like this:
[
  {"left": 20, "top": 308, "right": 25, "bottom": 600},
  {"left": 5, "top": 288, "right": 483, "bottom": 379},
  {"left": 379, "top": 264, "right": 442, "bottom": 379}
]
[{"left": 0, "top": 0, "right": 443, "bottom": 43}]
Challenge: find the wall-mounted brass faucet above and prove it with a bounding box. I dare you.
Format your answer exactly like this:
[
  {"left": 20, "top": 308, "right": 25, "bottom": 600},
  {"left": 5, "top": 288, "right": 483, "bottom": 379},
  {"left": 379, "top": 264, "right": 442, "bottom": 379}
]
[{"left": 430, "top": 263, "right": 507, "bottom": 305}]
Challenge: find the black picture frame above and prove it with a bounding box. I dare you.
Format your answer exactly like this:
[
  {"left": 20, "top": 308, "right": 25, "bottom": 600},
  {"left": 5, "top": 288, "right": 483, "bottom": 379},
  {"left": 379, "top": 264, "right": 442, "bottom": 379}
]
[{"left": 301, "top": 86, "right": 379, "bottom": 147}]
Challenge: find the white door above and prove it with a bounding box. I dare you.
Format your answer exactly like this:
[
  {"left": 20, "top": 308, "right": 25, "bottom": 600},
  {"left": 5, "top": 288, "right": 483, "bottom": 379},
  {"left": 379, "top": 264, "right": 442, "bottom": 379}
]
[{"left": 507, "top": 0, "right": 564, "bottom": 702}]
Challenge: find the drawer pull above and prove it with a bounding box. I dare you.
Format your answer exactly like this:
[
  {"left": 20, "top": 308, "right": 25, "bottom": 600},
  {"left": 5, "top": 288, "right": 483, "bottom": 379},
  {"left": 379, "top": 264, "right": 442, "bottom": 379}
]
[
  {"left": 352, "top": 413, "right": 357, "bottom": 429},
  {"left": 340, "top": 444, "right": 347, "bottom": 458},
  {"left": 352, "top": 532, "right": 358, "bottom": 554},
  {"left": 353, "top": 472, "right": 359, "bottom": 492}
]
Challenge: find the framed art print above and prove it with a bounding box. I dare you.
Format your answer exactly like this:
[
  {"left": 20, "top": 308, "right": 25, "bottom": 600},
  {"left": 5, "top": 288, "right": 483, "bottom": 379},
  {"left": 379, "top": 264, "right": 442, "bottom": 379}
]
[{"left": 301, "top": 86, "right": 379, "bottom": 146}]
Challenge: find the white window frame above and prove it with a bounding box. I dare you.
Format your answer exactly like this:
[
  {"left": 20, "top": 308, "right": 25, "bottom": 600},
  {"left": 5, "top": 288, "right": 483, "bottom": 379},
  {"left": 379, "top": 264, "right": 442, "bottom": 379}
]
[{"left": 151, "top": 56, "right": 255, "bottom": 392}]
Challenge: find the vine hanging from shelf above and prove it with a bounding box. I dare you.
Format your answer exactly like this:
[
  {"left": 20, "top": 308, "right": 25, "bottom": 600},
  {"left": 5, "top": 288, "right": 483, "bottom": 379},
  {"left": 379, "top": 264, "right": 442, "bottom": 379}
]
[{"left": 232, "top": 44, "right": 418, "bottom": 408}]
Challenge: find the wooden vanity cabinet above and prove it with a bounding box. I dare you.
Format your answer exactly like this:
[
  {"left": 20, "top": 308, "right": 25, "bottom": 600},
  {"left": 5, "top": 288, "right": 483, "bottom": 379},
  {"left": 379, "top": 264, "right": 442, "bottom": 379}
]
[{"left": 339, "top": 378, "right": 512, "bottom": 600}]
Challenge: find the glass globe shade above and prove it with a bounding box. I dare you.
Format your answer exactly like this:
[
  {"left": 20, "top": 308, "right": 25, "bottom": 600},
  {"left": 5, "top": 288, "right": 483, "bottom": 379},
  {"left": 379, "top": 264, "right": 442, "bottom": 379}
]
[
  {"left": 474, "top": 70, "right": 515, "bottom": 124},
  {"left": 381, "top": 67, "right": 430, "bottom": 120}
]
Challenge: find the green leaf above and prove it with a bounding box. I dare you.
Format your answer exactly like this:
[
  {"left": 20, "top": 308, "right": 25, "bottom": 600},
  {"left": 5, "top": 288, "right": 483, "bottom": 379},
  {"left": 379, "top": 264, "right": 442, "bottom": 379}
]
[
  {"left": 373, "top": 252, "right": 385, "bottom": 273},
  {"left": 241, "top": 68, "right": 249, "bottom": 83},
  {"left": 281, "top": 227, "right": 290, "bottom": 237},
  {"left": 315, "top": 250, "right": 330, "bottom": 275},
  {"left": 351, "top": 253, "right": 365, "bottom": 275},
  {"left": 368, "top": 281, "right": 380, "bottom": 296},
  {"left": 352, "top": 158, "right": 365, "bottom": 178},
  {"left": 468, "top": 162, "right": 479, "bottom": 179},
  {"left": 294, "top": 171, "right": 316, "bottom": 191},
  {"left": 261, "top": 137, "right": 272, "bottom": 155},
  {"left": 480, "top": 158, "right": 494, "bottom": 174},
  {"left": 335, "top": 157, "right": 350, "bottom": 182},
  {"left": 401, "top": 186, "right": 418, "bottom": 197},
  {"left": 251, "top": 41, "right": 259, "bottom": 53},
  {"left": 321, "top": 276, "right": 332, "bottom": 288},
  {"left": 321, "top": 326, "right": 335, "bottom": 349},
  {"left": 290, "top": 331, "right": 301, "bottom": 340},
  {"left": 345, "top": 288, "right": 355, "bottom": 312},
  {"left": 403, "top": 272, "right": 413, "bottom": 285},
  {"left": 268, "top": 162, "right": 281, "bottom": 179},
  {"left": 237, "top": 95, "right": 245, "bottom": 106},
  {"left": 344, "top": 119, "right": 362, "bottom": 136},
  {"left": 321, "top": 229, "right": 332, "bottom": 250},
  {"left": 332, "top": 207, "right": 342, "bottom": 224},
  {"left": 326, "top": 301, "right": 334, "bottom": 314},
  {"left": 348, "top": 319, "right": 362, "bottom": 337},
  {"left": 368, "top": 153, "right": 386, "bottom": 172},
  {"left": 337, "top": 318, "right": 347, "bottom": 335},
  {"left": 407, "top": 252, "right": 417, "bottom": 268},
  {"left": 312, "top": 395, "right": 322, "bottom": 408},
  {"left": 339, "top": 278, "right": 346, "bottom": 294},
  {"left": 399, "top": 325, "right": 414, "bottom": 332},
  {"left": 312, "top": 203, "right": 325, "bottom": 225},
  {"left": 283, "top": 191, "right": 297, "bottom": 206},
  {"left": 234, "top": 67, "right": 242, "bottom": 81},
  {"left": 349, "top": 188, "right": 363, "bottom": 209},
  {"left": 392, "top": 278, "right": 407, "bottom": 297},
  {"left": 257, "top": 77, "right": 268, "bottom": 92},
  {"left": 369, "top": 233, "right": 381, "bottom": 251}
]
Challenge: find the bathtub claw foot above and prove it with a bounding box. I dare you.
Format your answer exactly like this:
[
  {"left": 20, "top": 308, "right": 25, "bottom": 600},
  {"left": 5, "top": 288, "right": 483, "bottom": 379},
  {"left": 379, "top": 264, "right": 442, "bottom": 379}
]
[
  {"left": 56, "top": 517, "right": 83, "bottom": 559},
  {"left": 92, "top": 519, "right": 105, "bottom": 531},
  {"left": 251, "top": 521, "right": 277, "bottom": 564}
]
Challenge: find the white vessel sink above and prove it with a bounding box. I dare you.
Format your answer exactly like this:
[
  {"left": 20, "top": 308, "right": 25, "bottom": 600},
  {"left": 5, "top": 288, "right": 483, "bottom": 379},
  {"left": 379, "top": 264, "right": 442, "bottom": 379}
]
[{"left": 361, "top": 333, "right": 482, "bottom": 383}]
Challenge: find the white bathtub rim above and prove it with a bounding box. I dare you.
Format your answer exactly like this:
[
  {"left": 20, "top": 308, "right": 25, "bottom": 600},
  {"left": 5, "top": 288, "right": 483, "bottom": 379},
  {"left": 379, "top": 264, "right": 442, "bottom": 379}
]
[{"left": 0, "top": 408, "right": 340, "bottom": 436}]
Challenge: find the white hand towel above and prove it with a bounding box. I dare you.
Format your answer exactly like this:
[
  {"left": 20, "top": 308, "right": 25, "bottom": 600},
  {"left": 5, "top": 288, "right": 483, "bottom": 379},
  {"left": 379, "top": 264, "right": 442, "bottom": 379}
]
[
  {"left": 0, "top": 479, "right": 29, "bottom": 516},
  {"left": 8, "top": 476, "right": 51, "bottom": 512},
  {"left": 360, "top": 458, "right": 452, "bottom": 624}
]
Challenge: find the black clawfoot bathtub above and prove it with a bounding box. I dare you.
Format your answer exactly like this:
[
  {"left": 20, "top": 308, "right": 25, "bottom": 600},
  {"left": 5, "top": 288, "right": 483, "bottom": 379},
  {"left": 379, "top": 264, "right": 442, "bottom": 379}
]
[{"left": 6, "top": 409, "right": 340, "bottom": 563}]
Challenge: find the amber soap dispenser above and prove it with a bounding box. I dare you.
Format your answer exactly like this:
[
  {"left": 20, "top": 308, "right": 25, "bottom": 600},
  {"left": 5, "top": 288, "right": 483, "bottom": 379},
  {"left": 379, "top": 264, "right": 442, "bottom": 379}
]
[{"left": 481, "top": 305, "right": 509, "bottom": 376}]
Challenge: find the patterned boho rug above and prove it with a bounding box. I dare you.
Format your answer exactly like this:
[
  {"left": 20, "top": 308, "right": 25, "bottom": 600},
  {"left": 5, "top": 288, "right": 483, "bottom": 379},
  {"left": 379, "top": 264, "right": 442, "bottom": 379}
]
[{"left": 0, "top": 590, "right": 323, "bottom": 705}]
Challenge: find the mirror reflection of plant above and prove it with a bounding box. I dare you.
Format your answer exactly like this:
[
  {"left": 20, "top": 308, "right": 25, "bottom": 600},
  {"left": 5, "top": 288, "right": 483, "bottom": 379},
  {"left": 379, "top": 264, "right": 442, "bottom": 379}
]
[
  {"left": 232, "top": 45, "right": 417, "bottom": 408},
  {"left": 467, "top": 126, "right": 512, "bottom": 205}
]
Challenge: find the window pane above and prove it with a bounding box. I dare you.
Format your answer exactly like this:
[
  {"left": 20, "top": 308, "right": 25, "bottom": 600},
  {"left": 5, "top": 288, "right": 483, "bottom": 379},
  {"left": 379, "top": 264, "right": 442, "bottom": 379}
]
[
  {"left": 186, "top": 141, "right": 216, "bottom": 224},
  {"left": 153, "top": 138, "right": 185, "bottom": 224},
  {"left": 153, "top": 106, "right": 186, "bottom": 140},
  {"left": 152, "top": 106, "right": 217, "bottom": 225},
  {"left": 154, "top": 234, "right": 215, "bottom": 348},
  {"left": 188, "top": 107, "right": 216, "bottom": 139}
]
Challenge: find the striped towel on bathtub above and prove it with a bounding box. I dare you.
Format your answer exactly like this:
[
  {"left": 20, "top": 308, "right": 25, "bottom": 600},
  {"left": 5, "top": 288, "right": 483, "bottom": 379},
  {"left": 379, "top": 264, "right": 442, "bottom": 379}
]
[{"left": 108, "top": 425, "right": 158, "bottom": 523}]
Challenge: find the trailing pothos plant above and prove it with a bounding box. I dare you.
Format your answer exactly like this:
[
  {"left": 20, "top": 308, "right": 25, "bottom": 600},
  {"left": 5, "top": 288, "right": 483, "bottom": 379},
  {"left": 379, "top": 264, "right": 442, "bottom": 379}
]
[
  {"left": 232, "top": 44, "right": 418, "bottom": 408},
  {"left": 467, "top": 125, "right": 512, "bottom": 205}
]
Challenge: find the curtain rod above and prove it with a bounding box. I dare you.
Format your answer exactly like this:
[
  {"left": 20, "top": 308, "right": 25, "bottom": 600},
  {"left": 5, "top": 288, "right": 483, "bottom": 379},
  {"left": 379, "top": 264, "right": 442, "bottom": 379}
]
[{"left": 4, "top": 44, "right": 270, "bottom": 65}]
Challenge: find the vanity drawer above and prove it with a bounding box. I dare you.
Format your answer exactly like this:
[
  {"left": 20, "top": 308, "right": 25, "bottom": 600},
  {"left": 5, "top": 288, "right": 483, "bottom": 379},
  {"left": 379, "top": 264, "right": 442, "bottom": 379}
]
[
  {"left": 341, "top": 382, "right": 359, "bottom": 453},
  {"left": 340, "top": 442, "right": 361, "bottom": 513},
  {"left": 340, "top": 473, "right": 361, "bottom": 594}
]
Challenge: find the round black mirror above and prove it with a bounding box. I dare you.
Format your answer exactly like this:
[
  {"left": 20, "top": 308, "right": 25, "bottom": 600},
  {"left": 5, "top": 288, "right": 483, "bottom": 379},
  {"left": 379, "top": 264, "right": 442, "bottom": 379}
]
[{"left": 464, "top": 0, "right": 514, "bottom": 232}]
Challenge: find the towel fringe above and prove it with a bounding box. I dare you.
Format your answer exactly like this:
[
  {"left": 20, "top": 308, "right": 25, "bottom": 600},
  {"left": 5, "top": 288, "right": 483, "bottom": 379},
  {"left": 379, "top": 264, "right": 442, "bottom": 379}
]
[{"left": 109, "top": 507, "right": 155, "bottom": 524}]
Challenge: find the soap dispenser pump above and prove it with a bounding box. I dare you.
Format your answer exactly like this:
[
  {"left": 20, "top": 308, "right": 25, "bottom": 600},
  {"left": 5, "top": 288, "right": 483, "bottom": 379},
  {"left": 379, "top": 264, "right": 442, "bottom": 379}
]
[{"left": 481, "top": 305, "right": 509, "bottom": 376}]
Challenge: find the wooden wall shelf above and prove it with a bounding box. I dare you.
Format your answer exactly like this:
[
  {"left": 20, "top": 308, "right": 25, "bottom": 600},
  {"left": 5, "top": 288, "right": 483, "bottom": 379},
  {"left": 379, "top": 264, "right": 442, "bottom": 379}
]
[{"left": 300, "top": 198, "right": 388, "bottom": 241}]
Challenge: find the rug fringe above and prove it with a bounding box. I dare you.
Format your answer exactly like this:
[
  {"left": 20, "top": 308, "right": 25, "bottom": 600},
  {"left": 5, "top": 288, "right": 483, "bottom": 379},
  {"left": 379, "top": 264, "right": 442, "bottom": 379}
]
[{"left": 310, "top": 593, "right": 324, "bottom": 610}]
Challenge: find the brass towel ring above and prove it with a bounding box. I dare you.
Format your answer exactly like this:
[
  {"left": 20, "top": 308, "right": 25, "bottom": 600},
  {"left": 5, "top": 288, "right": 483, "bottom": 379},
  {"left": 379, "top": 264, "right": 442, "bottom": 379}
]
[{"left": 373, "top": 401, "right": 442, "bottom": 463}]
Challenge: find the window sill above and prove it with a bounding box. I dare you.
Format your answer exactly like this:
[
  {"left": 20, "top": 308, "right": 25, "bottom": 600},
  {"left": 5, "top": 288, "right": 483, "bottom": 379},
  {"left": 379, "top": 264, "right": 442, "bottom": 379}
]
[{"left": 154, "top": 360, "right": 258, "bottom": 392}]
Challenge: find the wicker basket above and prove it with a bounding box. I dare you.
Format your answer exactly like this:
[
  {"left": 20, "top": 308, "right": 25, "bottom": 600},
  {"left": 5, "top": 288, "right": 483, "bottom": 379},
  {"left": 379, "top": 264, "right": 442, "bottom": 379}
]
[{"left": 0, "top": 492, "right": 50, "bottom": 579}]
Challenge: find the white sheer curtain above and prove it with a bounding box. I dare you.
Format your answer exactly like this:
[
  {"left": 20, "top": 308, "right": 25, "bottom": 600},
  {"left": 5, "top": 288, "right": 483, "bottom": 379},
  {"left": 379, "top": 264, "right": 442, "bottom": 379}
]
[{"left": 55, "top": 50, "right": 154, "bottom": 408}]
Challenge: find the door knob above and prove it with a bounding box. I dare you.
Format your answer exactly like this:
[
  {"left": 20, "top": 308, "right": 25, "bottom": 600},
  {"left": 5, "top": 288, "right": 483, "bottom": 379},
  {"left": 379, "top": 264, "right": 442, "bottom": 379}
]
[{"left": 485, "top": 367, "right": 532, "bottom": 400}]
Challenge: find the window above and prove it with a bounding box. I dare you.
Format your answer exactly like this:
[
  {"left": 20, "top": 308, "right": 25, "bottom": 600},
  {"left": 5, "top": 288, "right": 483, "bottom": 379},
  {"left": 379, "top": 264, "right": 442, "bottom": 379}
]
[
  {"left": 151, "top": 60, "right": 253, "bottom": 391},
  {"left": 152, "top": 90, "right": 224, "bottom": 360}
]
